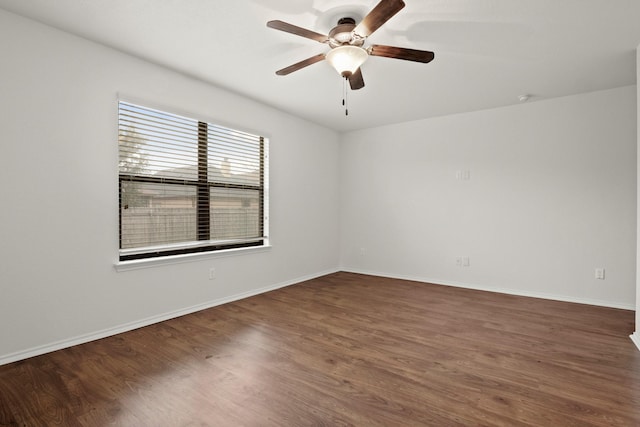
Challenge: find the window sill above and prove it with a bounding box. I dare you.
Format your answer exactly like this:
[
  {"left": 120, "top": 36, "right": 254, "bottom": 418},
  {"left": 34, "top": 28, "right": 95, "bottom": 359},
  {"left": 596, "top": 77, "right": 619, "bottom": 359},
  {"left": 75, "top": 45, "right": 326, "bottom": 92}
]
[{"left": 114, "top": 244, "right": 272, "bottom": 272}]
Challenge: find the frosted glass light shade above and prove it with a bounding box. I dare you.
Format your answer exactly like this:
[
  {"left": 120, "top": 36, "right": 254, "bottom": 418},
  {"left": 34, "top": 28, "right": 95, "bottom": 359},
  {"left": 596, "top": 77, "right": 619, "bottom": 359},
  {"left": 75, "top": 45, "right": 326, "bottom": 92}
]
[{"left": 325, "top": 46, "right": 368, "bottom": 77}]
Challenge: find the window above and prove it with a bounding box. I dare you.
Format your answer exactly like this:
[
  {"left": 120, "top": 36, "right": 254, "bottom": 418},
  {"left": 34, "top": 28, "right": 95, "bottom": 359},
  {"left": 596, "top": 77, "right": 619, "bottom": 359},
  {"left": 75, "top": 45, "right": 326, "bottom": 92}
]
[{"left": 118, "top": 101, "right": 268, "bottom": 261}]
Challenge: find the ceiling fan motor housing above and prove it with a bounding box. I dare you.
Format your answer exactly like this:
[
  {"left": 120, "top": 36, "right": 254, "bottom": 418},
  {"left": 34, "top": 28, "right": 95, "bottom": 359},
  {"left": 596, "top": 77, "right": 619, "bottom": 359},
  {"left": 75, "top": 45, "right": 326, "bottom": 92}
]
[{"left": 328, "top": 18, "right": 364, "bottom": 48}]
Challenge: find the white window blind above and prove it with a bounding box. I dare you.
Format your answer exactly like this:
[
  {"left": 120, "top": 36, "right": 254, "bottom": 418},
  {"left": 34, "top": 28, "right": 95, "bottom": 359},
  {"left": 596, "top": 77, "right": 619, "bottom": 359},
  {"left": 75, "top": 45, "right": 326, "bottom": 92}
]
[{"left": 118, "top": 101, "right": 267, "bottom": 261}]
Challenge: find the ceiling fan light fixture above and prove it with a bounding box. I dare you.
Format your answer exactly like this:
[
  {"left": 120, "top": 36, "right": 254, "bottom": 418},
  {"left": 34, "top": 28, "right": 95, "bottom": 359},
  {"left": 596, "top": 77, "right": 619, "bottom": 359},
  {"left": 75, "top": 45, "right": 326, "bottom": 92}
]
[{"left": 325, "top": 45, "right": 368, "bottom": 77}]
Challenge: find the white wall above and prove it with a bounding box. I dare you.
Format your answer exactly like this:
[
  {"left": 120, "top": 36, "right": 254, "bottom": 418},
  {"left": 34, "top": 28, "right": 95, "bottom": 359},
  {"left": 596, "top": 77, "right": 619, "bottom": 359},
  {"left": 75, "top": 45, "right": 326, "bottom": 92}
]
[
  {"left": 0, "top": 10, "right": 340, "bottom": 364},
  {"left": 340, "top": 86, "right": 637, "bottom": 309}
]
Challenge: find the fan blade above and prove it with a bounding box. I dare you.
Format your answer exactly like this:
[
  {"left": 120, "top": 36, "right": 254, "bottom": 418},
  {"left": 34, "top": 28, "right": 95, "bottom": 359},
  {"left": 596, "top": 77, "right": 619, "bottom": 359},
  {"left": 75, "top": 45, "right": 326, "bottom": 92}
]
[
  {"left": 369, "top": 45, "right": 435, "bottom": 63},
  {"left": 349, "top": 68, "right": 365, "bottom": 90},
  {"left": 354, "top": 0, "right": 405, "bottom": 38},
  {"left": 275, "top": 53, "right": 326, "bottom": 76},
  {"left": 267, "top": 20, "right": 329, "bottom": 43}
]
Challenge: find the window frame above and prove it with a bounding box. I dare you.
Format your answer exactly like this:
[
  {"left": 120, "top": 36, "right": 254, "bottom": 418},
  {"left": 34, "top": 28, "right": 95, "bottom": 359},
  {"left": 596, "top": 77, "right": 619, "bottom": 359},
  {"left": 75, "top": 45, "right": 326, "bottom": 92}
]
[{"left": 117, "top": 100, "right": 268, "bottom": 263}]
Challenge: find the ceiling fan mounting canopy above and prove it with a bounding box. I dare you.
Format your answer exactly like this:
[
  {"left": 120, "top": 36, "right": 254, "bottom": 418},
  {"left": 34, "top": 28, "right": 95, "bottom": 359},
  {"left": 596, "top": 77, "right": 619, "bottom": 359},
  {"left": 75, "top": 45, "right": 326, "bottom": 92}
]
[
  {"left": 266, "top": 0, "right": 435, "bottom": 91},
  {"left": 338, "top": 17, "right": 356, "bottom": 25}
]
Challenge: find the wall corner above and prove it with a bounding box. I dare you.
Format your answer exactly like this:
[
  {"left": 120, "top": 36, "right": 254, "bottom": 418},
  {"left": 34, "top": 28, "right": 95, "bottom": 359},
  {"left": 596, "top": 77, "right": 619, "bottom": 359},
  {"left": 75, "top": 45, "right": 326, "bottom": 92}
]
[{"left": 635, "top": 44, "right": 640, "bottom": 347}]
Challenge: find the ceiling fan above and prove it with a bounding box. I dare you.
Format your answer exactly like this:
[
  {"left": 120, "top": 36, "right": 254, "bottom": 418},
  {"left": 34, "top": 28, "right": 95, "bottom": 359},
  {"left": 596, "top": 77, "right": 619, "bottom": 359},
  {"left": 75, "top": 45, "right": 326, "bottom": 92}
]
[{"left": 267, "top": 0, "right": 435, "bottom": 91}]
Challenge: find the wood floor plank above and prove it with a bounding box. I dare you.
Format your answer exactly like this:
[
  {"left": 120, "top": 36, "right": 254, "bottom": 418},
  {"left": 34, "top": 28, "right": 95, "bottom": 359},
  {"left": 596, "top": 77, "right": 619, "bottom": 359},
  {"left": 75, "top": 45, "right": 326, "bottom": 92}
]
[{"left": 1, "top": 272, "right": 639, "bottom": 426}]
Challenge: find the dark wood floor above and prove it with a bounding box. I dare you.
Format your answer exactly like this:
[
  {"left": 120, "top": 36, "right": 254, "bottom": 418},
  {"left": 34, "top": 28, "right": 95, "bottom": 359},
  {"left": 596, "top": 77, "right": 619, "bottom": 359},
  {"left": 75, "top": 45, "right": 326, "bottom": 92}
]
[{"left": 1, "top": 272, "right": 639, "bottom": 426}]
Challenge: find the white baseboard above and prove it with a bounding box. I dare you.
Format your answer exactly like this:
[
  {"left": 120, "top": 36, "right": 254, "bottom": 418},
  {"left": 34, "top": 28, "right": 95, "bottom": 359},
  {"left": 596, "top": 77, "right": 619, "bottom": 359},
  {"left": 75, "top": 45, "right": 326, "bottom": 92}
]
[
  {"left": 0, "top": 268, "right": 339, "bottom": 367},
  {"left": 342, "top": 268, "right": 636, "bottom": 310},
  {"left": 3, "top": 268, "right": 634, "bottom": 366},
  {"left": 631, "top": 333, "right": 640, "bottom": 352}
]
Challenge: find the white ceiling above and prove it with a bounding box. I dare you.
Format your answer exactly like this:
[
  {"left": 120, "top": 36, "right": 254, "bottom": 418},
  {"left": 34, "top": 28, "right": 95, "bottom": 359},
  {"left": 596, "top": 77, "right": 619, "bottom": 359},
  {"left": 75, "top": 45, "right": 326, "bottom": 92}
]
[{"left": 1, "top": 0, "right": 639, "bottom": 132}]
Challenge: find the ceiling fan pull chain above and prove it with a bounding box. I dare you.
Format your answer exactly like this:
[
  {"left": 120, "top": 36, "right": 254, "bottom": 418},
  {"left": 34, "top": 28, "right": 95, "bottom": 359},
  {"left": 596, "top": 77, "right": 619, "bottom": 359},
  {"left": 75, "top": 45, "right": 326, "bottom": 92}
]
[
  {"left": 344, "top": 76, "right": 349, "bottom": 116},
  {"left": 342, "top": 77, "right": 346, "bottom": 107}
]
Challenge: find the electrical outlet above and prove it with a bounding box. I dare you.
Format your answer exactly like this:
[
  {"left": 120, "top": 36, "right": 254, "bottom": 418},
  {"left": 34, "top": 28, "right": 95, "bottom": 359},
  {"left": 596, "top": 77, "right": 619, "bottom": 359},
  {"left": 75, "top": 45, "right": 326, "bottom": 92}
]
[
  {"left": 456, "top": 170, "right": 471, "bottom": 181},
  {"left": 455, "top": 257, "right": 462, "bottom": 267},
  {"left": 209, "top": 268, "right": 216, "bottom": 280},
  {"left": 595, "top": 268, "right": 605, "bottom": 280}
]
